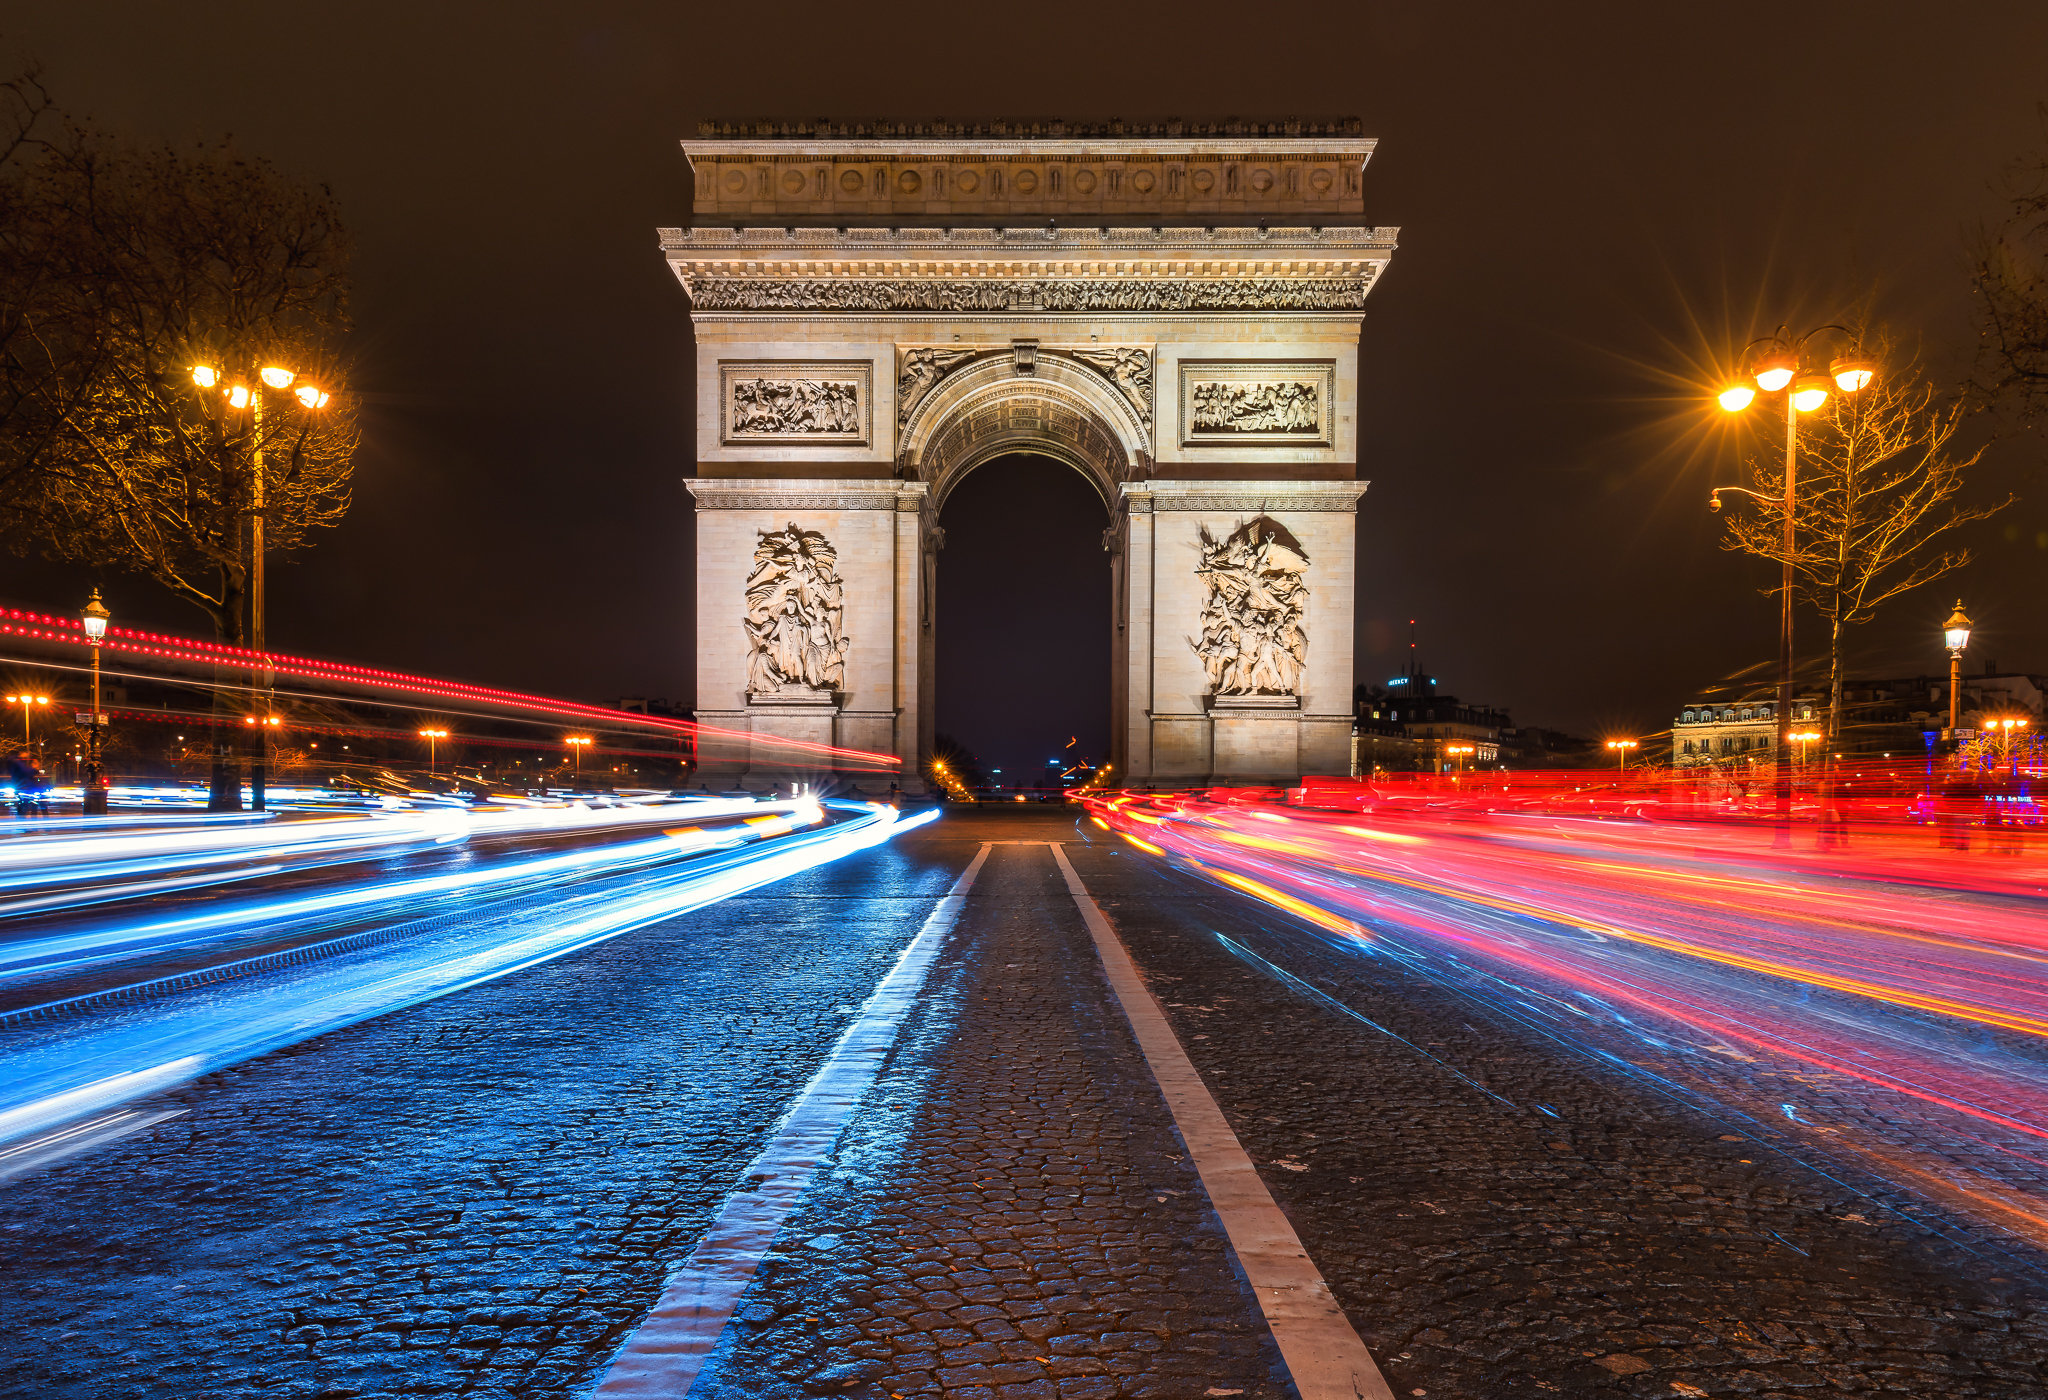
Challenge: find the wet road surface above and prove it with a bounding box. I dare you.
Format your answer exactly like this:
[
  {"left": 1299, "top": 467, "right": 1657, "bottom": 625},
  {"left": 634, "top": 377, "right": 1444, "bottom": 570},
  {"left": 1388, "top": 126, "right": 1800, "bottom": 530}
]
[{"left": 2, "top": 806, "right": 2043, "bottom": 1398}]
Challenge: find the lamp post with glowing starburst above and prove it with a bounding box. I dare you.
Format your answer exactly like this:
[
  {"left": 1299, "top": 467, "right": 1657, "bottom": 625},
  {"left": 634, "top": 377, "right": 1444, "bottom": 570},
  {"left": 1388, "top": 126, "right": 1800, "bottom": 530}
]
[
  {"left": 188, "top": 362, "right": 332, "bottom": 810},
  {"left": 1711, "top": 327, "right": 1876, "bottom": 837}
]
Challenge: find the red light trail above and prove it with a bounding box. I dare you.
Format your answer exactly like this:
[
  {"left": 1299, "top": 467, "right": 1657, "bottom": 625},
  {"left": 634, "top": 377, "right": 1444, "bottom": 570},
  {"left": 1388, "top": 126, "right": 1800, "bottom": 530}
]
[
  {"left": 0, "top": 605, "right": 898, "bottom": 769},
  {"left": 1085, "top": 778, "right": 2048, "bottom": 1260}
]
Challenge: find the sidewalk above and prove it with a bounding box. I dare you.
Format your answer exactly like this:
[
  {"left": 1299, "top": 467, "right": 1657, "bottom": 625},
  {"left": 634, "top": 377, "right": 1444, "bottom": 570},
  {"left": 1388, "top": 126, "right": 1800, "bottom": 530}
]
[{"left": 692, "top": 823, "right": 1292, "bottom": 1398}]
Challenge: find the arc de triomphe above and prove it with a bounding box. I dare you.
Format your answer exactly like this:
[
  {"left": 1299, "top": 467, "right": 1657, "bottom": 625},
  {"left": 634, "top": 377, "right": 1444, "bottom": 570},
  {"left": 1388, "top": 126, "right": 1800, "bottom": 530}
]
[{"left": 663, "top": 118, "right": 1397, "bottom": 791}]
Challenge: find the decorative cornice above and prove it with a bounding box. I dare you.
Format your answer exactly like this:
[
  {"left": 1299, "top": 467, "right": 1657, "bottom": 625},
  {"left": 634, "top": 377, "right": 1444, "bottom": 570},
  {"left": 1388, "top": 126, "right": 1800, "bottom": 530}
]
[
  {"left": 685, "top": 278, "right": 1374, "bottom": 314},
  {"left": 685, "top": 478, "right": 925, "bottom": 511},
  {"left": 1123, "top": 480, "right": 1368, "bottom": 513},
  {"left": 659, "top": 225, "right": 1397, "bottom": 252},
  {"left": 687, "top": 116, "right": 1365, "bottom": 143}
]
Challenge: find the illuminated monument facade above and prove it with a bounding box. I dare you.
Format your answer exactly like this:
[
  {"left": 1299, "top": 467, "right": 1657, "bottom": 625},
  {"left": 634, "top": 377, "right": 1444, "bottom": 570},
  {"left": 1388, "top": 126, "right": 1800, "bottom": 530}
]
[{"left": 664, "top": 118, "right": 1397, "bottom": 788}]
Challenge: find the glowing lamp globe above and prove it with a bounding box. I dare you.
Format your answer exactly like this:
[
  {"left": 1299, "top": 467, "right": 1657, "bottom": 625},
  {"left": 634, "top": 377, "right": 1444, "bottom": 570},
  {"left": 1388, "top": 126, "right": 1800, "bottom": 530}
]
[
  {"left": 81, "top": 589, "right": 110, "bottom": 643},
  {"left": 1942, "top": 600, "right": 1972, "bottom": 654},
  {"left": 1791, "top": 376, "right": 1831, "bottom": 412},
  {"left": 190, "top": 365, "right": 219, "bottom": 388},
  {"left": 1830, "top": 357, "right": 1875, "bottom": 393},
  {"left": 294, "top": 384, "right": 329, "bottom": 409},
  {"left": 260, "top": 367, "right": 296, "bottom": 388},
  {"left": 1717, "top": 383, "right": 1756, "bottom": 412},
  {"left": 1753, "top": 355, "right": 1797, "bottom": 392},
  {"left": 227, "top": 385, "right": 250, "bottom": 409}
]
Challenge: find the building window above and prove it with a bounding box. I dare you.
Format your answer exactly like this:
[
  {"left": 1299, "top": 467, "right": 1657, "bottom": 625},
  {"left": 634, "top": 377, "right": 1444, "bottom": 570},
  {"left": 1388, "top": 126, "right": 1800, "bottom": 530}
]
[
  {"left": 1683, "top": 739, "right": 1694, "bottom": 755},
  {"left": 1739, "top": 708, "right": 1752, "bottom": 721},
  {"left": 1683, "top": 710, "right": 1696, "bottom": 723}
]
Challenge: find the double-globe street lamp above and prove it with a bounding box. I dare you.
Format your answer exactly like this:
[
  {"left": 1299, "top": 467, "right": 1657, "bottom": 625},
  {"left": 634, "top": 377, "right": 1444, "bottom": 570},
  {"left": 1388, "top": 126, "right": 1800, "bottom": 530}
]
[
  {"left": 190, "top": 363, "right": 331, "bottom": 810},
  {"left": 1712, "top": 327, "right": 1877, "bottom": 834},
  {"left": 1606, "top": 738, "right": 1638, "bottom": 775},
  {"left": 420, "top": 728, "right": 449, "bottom": 777},
  {"left": 5, "top": 692, "right": 50, "bottom": 754}
]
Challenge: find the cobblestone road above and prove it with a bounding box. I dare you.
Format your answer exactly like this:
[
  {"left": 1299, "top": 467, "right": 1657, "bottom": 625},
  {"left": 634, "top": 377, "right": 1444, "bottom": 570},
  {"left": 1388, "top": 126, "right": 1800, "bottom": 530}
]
[{"left": 3, "top": 805, "right": 2043, "bottom": 1400}]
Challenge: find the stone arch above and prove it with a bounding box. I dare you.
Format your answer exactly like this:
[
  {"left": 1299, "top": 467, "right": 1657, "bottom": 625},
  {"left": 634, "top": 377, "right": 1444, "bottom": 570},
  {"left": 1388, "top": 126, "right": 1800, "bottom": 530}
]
[{"left": 899, "top": 352, "right": 1150, "bottom": 513}]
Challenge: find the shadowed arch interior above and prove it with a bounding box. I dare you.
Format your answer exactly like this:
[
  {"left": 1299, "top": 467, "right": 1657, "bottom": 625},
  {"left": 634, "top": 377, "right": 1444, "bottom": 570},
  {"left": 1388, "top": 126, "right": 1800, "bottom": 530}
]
[{"left": 935, "top": 452, "right": 1111, "bottom": 786}]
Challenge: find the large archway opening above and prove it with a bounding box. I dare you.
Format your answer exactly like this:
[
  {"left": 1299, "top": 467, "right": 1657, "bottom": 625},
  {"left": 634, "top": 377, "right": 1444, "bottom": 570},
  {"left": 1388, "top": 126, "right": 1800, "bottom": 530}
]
[{"left": 935, "top": 453, "right": 1111, "bottom": 795}]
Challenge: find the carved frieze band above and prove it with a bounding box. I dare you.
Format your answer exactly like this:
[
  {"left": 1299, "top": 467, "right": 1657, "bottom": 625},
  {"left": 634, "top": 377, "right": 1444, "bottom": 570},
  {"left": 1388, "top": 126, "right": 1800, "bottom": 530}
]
[
  {"left": 1123, "top": 488, "right": 1364, "bottom": 514},
  {"left": 718, "top": 361, "right": 873, "bottom": 445},
  {"left": 686, "top": 479, "right": 926, "bottom": 512},
  {"left": 690, "top": 278, "right": 1371, "bottom": 313}
]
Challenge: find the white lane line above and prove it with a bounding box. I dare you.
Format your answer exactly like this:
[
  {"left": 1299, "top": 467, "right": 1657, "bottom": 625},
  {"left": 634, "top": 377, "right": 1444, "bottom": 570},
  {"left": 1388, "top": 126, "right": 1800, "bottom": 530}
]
[
  {"left": 1050, "top": 842, "right": 1397, "bottom": 1400},
  {"left": 595, "top": 843, "right": 993, "bottom": 1398}
]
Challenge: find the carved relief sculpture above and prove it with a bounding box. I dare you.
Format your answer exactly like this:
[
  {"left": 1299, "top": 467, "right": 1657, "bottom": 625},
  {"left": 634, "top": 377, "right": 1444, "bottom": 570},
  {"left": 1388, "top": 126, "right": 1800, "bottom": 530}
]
[
  {"left": 898, "top": 347, "right": 975, "bottom": 425},
  {"left": 731, "top": 378, "right": 860, "bottom": 434},
  {"left": 745, "top": 524, "right": 848, "bottom": 695},
  {"left": 1190, "top": 381, "right": 1319, "bottom": 434},
  {"left": 1070, "top": 347, "right": 1154, "bottom": 424},
  {"left": 1177, "top": 361, "right": 1336, "bottom": 448},
  {"left": 1189, "top": 518, "right": 1310, "bottom": 697},
  {"left": 720, "top": 362, "right": 872, "bottom": 444}
]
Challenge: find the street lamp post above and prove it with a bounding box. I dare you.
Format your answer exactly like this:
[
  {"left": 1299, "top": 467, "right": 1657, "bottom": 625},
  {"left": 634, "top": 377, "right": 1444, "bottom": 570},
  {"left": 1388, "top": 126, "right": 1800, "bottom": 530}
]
[
  {"left": 81, "top": 590, "right": 110, "bottom": 815},
  {"left": 1444, "top": 742, "right": 1476, "bottom": 773},
  {"left": 420, "top": 728, "right": 449, "bottom": 777},
  {"left": 191, "top": 363, "right": 331, "bottom": 811},
  {"left": 1988, "top": 716, "right": 2030, "bottom": 778},
  {"left": 5, "top": 693, "right": 49, "bottom": 753},
  {"left": 567, "top": 736, "right": 592, "bottom": 772},
  {"left": 1713, "top": 327, "right": 1876, "bottom": 840},
  {"left": 1943, "top": 601, "right": 1973, "bottom": 736},
  {"left": 1606, "top": 738, "right": 1639, "bottom": 775}
]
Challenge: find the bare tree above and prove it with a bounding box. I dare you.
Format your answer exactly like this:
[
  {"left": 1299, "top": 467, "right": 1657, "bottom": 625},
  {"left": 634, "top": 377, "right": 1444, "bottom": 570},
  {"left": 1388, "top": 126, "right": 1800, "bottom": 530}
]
[
  {"left": 1970, "top": 107, "right": 2048, "bottom": 424},
  {"left": 0, "top": 78, "right": 359, "bottom": 809},
  {"left": 1, "top": 134, "right": 359, "bottom": 642},
  {"left": 1720, "top": 336, "right": 2011, "bottom": 735}
]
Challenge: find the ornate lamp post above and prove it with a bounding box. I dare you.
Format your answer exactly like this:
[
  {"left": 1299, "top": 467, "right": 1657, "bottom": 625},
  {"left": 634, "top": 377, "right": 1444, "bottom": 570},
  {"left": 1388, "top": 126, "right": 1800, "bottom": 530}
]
[
  {"left": 81, "top": 590, "right": 110, "bottom": 815},
  {"left": 420, "top": 728, "right": 449, "bottom": 777},
  {"left": 190, "top": 363, "right": 331, "bottom": 811},
  {"left": 567, "top": 736, "right": 592, "bottom": 771},
  {"left": 1444, "top": 741, "right": 1476, "bottom": 773},
  {"left": 1713, "top": 327, "right": 1876, "bottom": 837},
  {"left": 1942, "top": 600, "right": 1973, "bottom": 734},
  {"left": 1605, "top": 738, "right": 1638, "bottom": 775}
]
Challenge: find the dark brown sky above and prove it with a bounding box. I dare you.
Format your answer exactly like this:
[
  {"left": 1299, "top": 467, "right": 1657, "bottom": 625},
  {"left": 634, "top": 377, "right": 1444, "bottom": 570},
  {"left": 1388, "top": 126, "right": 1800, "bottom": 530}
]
[{"left": 6, "top": 2, "right": 2046, "bottom": 754}]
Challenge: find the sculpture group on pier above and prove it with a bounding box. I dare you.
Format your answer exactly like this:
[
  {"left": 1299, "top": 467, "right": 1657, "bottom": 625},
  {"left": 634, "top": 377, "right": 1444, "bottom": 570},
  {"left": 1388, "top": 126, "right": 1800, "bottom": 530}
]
[
  {"left": 745, "top": 524, "right": 848, "bottom": 694},
  {"left": 1191, "top": 518, "right": 1311, "bottom": 697}
]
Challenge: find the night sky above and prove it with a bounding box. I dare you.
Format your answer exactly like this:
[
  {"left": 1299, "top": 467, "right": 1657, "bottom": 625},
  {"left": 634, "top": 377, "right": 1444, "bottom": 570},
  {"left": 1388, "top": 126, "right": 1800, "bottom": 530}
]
[{"left": 6, "top": 3, "right": 2047, "bottom": 763}]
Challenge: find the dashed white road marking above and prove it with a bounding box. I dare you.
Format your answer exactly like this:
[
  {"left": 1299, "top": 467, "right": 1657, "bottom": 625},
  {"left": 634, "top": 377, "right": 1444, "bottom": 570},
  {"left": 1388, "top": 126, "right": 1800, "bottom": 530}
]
[
  {"left": 1051, "top": 841, "right": 1397, "bottom": 1400},
  {"left": 594, "top": 843, "right": 993, "bottom": 1397}
]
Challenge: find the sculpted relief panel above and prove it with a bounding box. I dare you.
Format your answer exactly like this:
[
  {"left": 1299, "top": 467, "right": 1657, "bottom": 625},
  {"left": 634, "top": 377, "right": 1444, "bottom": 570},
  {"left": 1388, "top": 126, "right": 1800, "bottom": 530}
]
[
  {"left": 745, "top": 524, "right": 848, "bottom": 696},
  {"left": 720, "top": 362, "right": 872, "bottom": 445},
  {"left": 1179, "top": 361, "right": 1336, "bottom": 448},
  {"left": 1190, "top": 517, "right": 1310, "bottom": 698}
]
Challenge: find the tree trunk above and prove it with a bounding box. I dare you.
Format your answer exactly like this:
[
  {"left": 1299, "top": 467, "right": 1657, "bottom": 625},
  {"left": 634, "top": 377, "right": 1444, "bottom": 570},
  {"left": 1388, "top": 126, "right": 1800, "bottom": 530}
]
[
  {"left": 207, "top": 573, "right": 246, "bottom": 813},
  {"left": 1828, "top": 610, "right": 1845, "bottom": 743}
]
